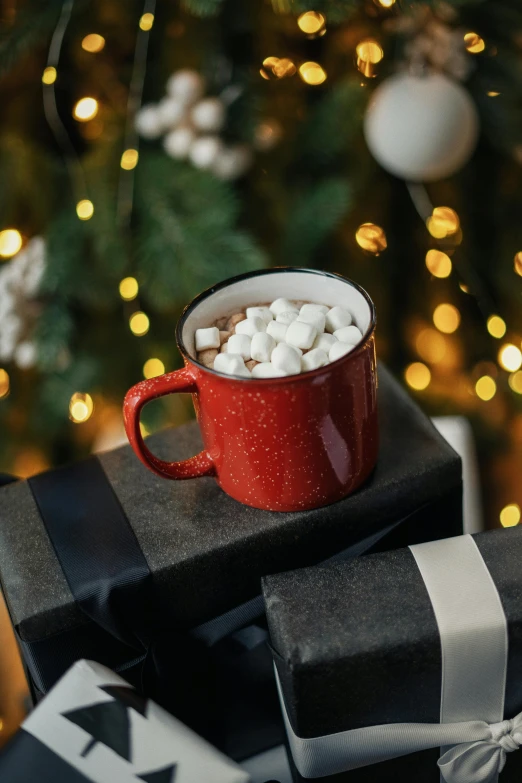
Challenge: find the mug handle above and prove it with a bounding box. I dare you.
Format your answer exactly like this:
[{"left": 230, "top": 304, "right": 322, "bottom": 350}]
[{"left": 123, "top": 366, "right": 215, "bottom": 480}]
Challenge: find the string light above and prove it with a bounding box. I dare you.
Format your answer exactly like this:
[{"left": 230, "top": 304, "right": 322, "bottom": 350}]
[
  {"left": 119, "top": 277, "right": 139, "bottom": 300},
  {"left": 500, "top": 503, "right": 520, "bottom": 528},
  {"left": 375, "top": 0, "right": 395, "bottom": 6},
  {"left": 42, "top": 66, "right": 57, "bottom": 84},
  {"left": 464, "top": 33, "right": 485, "bottom": 54},
  {"left": 129, "top": 311, "right": 149, "bottom": 336},
  {"left": 355, "top": 223, "right": 387, "bottom": 254},
  {"left": 120, "top": 149, "right": 139, "bottom": 170},
  {"left": 139, "top": 12, "right": 154, "bottom": 31},
  {"left": 498, "top": 343, "right": 522, "bottom": 372},
  {"left": 416, "top": 328, "right": 446, "bottom": 364},
  {"left": 356, "top": 39, "right": 383, "bottom": 77},
  {"left": 425, "top": 249, "right": 452, "bottom": 278},
  {"left": 0, "top": 229, "right": 22, "bottom": 258},
  {"left": 459, "top": 282, "right": 469, "bottom": 293},
  {"left": 487, "top": 315, "right": 506, "bottom": 339},
  {"left": 508, "top": 371, "right": 522, "bottom": 394},
  {"left": 405, "top": 362, "right": 431, "bottom": 391},
  {"left": 297, "top": 11, "right": 325, "bottom": 35},
  {"left": 475, "top": 375, "right": 496, "bottom": 401},
  {"left": 76, "top": 199, "right": 94, "bottom": 220},
  {"left": 143, "top": 358, "right": 165, "bottom": 378},
  {"left": 69, "top": 392, "right": 94, "bottom": 423},
  {"left": 514, "top": 252, "right": 522, "bottom": 276},
  {"left": 0, "top": 369, "right": 9, "bottom": 398},
  {"left": 433, "top": 303, "right": 460, "bottom": 334},
  {"left": 260, "top": 57, "right": 296, "bottom": 80},
  {"left": 298, "top": 61, "right": 327, "bottom": 85},
  {"left": 73, "top": 97, "right": 98, "bottom": 121},
  {"left": 81, "top": 33, "right": 105, "bottom": 52},
  {"left": 426, "top": 207, "right": 459, "bottom": 239},
  {"left": 487, "top": 91, "right": 500, "bottom": 97}
]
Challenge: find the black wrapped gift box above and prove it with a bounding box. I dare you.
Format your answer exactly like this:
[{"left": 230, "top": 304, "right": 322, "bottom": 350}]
[
  {"left": 263, "top": 527, "right": 522, "bottom": 783},
  {"left": 0, "top": 365, "right": 461, "bottom": 759}
]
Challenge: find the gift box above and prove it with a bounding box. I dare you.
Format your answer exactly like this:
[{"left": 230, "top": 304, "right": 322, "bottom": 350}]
[
  {"left": 0, "top": 365, "right": 461, "bottom": 757},
  {"left": 263, "top": 527, "right": 522, "bottom": 782},
  {"left": 0, "top": 659, "right": 249, "bottom": 783}
]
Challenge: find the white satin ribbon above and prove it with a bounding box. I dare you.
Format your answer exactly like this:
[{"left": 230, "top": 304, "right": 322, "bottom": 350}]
[{"left": 277, "top": 534, "right": 512, "bottom": 781}]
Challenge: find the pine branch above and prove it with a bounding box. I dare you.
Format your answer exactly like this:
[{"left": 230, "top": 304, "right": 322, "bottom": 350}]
[
  {"left": 0, "top": 0, "right": 63, "bottom": 78},
  {"left": 281, "top": 178, "right": 352, "bottom": 265},
  {"left": 181, "top": 0, "right": 225, "bottom": 18},
  {"left": 34, "top": 301, "right": 73, "bottom": 372}
]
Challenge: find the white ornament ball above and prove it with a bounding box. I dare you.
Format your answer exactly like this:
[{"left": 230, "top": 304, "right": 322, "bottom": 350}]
[
  {"left": 157, "top": 97, "right": 186, "bottom": 131},
  {"left": 163, "top": 127, "right": 195, "bottom": 159},
  {"left": 189, "top": 136, "right": 223, "bottom": 170},
  {"left": 364, "top": 72, "right": 479, "bottom": 182},
  {"left": 135, "top": 105, "right": 163, "bottom": 139},
  {"left": 15, "top": 341, "right": 37, "bottom": 370},
  {"left": 212, "top": 145, "right": 252, "bottom": 181},
  {"left": 191, "top": 97, "right": 226, "bottom": 133},
  {"left": 166, "top": 69, "right": 205, "bottom": 106}
]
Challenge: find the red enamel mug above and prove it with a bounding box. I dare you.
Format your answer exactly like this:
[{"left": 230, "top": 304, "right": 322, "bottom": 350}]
[{"left": 123, "top": 268, "right": 378, "bottom": 512}]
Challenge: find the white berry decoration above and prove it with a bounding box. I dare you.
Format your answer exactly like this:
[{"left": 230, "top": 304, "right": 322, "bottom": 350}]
[{"left": 166, "top": 69, "right": 205, "bottom": 105}]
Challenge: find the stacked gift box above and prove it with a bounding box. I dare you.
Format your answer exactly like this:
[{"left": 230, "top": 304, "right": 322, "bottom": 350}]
[{"left": 0, "top": 364, "right": 464, "bottom": 779}]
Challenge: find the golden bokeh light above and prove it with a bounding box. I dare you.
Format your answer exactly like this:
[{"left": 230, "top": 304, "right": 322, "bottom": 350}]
[
  {"left": 508, "top": 371, "right": 522, "bottom": 394},
  {"left": 297, "top": 11, "right": 325, "bottom": 35},
  {"left": 415, "top": 328, "right": 447, "bottom": 364},
  {"left": 121, "top": 148, "right": 139, "bottom": 170},
  {"left": 475, "top": 375, "right": 496, "bottom": 401},
  {"left": 433, "top": 303, "right": 460, "bottom": 334},
  {"left": 140, "top": 421, "right": 150, "bottom": 437},
  {"left": 0, "top": 229, "right": 22, "bottom": 258},
  {"left": 355, "top": 222, "right": 387, "bottom": 254},
  {"left": 356, "top": 39, "right": 383, "bottom": 77},
  {"left": 426, "top": 207, "right": 460, "bottom": 239},
  {"left": 500, "top": 503, "right": 521, "bottom": 528},
  {"left": 143, "top": 358, "right": 165, "bottom": 379},
  {"left": 13, "top": 448, "right": 49, "bottom": 478},
  {"left": 119, "top": 276, "right": 139, "bottom": 301},
  {"left": 139, "top": 13, "right": 154, "bottom": 31},
  {"left": 0, "top": 369, "right": 9, "bottom": 399},
  {"left": 42, "top": 66, "right": 57, "bottom": 85},
  {"left": 514, "top": 252, "right": 522, "bottom": 276},
  {"left": 425, "top": 249, "right": 452, "bottom": 278},
  {"left": 376, "top": 0, "right": 395, "bottom": 6},
  {"left": 76, "top": 199, "right": 94, "bottom": 220},
  {"left": 261, "top": 56, "right": 296, "bottom": 80},
  {"left": 69, "top": 392, "right": 94, "bottom": 423},
  {"left": 498, "top": 343, "right": 522, "bottom": 372},
  {"left": 464, "top": 32, "right": 485, "bottom": 54},
  {"left": 82, "top": 33, "right": 105, "bottom": 53},
  {"left": 298, "top": 61, "right": 327, "bottom": 85},
  {"left": 130, "top": 311, "right": 150, "bottom": 336},
  {"left": 487, "top": 315, "right": 506, "bottom": 339},
  {"left": 405, "top": 362, "right": 431, "bottom": 391},
  {"left": 73, "top": 97, "right": 98, "bottom": 121},
  {"left": 459, "top": 282, "right": 470, "bottom": 293}
]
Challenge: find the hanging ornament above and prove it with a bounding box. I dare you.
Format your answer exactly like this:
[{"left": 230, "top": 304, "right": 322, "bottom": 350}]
[{"left": 364, "top": 71, "right": 479, "bottom": 181}]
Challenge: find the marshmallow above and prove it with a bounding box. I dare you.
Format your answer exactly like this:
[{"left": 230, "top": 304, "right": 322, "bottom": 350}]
[
  {"left": 297, "top": 311, "right": 325, "bottom": 334},
  {"left": 195, "top": 326, "right": 220, "bottom": 351},
  {"left": 299, "top": 303, "right": 329, "bottom": 317},
  {"left": 271, "top": 342, "right": 301, "bottom": 376},
  {"left": 286, "top": 320, "right": 317, "bottom": 350},
  {"left": 325, "top": 306, "right": 352, "bottom": 333},
  {"left": 235, "top": 316, "right": 266, "bottom": 337},
  {"left": 214, "top": 352, "right": 251, "bottom": 377},
  {"left": 312, "top": 332, "right": 337, "bottom": 353},
  {"left": 227, "top": 333, "right": 252, "bottom": 360},
  {"left": 246, "top": 306, "right": 273, "bottom": 324},
  {"left": 287, "top": 344, "right": 302, "bottom": 357},
  {"left": 269, "top": 298, "right": 298, "bottom": 317},
  {"left": 276, "top": 311, "right": 299, "bottom": 326},
  {"left": 252, "top": 362, "right": 287, "bottom": 379},
  {"left": 266, "top": 320, "right": 288, "bottom": 343},
  {"left": 334, "top": 325, "right": 363, "bottom": 344},
  {"left": 329, "top": 341, "right": 355, "bottom": 362},
  {"left": 251, "top": 331, "right": 276, "bottom": 363},
  {"left": 301, "top": 348, "right": 329, "bottom": 372}
]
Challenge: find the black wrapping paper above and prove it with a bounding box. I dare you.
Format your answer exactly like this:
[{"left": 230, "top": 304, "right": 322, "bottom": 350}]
[{"left": 263, "top": 527, "right": 522, "bottom": 783}]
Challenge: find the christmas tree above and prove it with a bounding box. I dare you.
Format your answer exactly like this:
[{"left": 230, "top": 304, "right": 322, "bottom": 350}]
[{"left": 0, "top": 0, "right": 521, "bottom": 527}]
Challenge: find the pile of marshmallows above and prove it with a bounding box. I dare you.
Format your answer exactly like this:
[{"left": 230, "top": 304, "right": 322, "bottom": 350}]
[{"left": 195, "top": 299, "right": 363, "bottom": 379}]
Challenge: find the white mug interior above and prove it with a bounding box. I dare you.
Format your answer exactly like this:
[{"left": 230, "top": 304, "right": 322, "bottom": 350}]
[{"left": 180, "top": 270, "right": 373, "bottom": 360}]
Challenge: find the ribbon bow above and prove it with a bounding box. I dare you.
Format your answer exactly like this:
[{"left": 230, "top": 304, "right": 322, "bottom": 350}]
[{"left": 438, "top": 713, "right": 522, "bottom": 783}]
